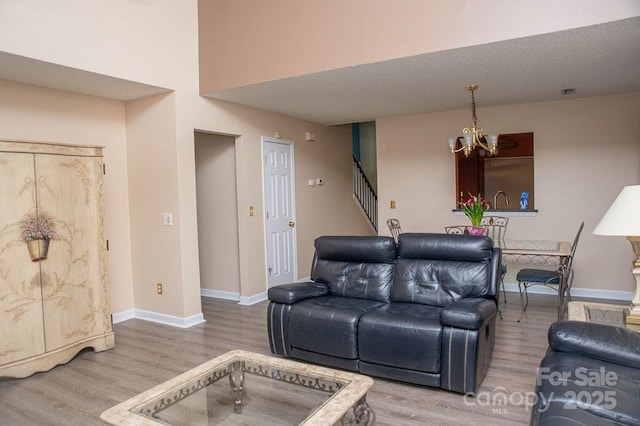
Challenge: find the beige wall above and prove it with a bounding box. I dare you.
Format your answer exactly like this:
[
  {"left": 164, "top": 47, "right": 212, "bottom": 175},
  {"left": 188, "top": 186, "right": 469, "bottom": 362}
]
[
  {"left": 188, "top": 101, "right": 373, "bottom": 295},
  {"left": 125, "top": 93, "right": 186, "bottom": 316},
  {"left": 290, "top": 123, "right": 374, "bottom": 272},
  {"left": 0, "top": 0, "right": 371, "bottom": 322},
  {"left": 377, "top": 92, "right": 640, "bottom": 295},
  {"left": 194, "top": 132, "right": 240, "bottom": 294},
  {"left": 0, "top": 80, "right": 134, "bottom": 313},
  {"left": 0, "top": 0, "right": 190, "bottom": 90},
  {"left": 198, "top": 0, "right": 640, "bottom": 93},
  {"left": 2, "top": 1, "right": 637, "bottom": 325}
]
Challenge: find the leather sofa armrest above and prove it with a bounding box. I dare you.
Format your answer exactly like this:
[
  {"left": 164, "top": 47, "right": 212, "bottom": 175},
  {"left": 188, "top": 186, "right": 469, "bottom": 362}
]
[
  {"left": 441, "top": 298, "right": 497, "bottom": 330},
  {"left": 267, "top": 281, "right": 328, "bottom": 304},
  {"left": 548, "top": 320, "right": 640, "bottom": 369}
]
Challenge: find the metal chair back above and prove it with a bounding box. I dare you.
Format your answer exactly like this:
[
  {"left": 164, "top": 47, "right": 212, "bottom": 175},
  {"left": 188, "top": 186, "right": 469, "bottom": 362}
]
[
  {"left": 444, "top": 226, "right": 467, "bottom": 235},
  {"left": 517, "top": 221, "right": 585, "bottom": 319},
  {"left": 481, "top": 216, "right": 509, "bottom": 248},
  {"left": 386, "top": 218, "right": 402, "bottom": 243},
  {"left": 562, "top": 221, "right": 585, "bottom": 292}
]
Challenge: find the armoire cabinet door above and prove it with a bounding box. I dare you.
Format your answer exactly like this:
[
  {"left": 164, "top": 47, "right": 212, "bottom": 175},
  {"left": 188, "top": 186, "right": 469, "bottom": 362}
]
[
  {"left": 0, "top": 152, "right": 46, "bottom": 364},
  {"left": 35, "top": 153, "right": 106, "bottom": 351},
  {"left": 0, "top": 141, "right": 112, "bottom": 378}
]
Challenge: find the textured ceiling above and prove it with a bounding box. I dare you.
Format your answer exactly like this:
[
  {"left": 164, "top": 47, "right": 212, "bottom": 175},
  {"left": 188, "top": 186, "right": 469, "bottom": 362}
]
[
  {"left": 0, "top": 17, "right": 638, "bottom": 126},
  {"left": 206, "top": 17, "right": 640, "bottom": 126}
]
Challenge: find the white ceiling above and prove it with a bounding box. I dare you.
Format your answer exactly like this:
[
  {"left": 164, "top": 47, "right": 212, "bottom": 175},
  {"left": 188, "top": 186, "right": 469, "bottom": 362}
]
[
  {"left": 206, "top": 17, "right": 640, "bottom": 126},
  {"left": 1, "top": 17, "right": 638, "bottom": 126}
]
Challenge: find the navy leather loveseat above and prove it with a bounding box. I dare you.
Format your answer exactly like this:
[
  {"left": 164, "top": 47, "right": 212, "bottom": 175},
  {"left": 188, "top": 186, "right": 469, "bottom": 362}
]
[{"left": 267, "top": 233, "right": 501, "bottom": 394}]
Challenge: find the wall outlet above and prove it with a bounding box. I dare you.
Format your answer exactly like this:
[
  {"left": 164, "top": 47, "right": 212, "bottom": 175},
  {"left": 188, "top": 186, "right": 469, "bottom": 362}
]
[
  {"left": 163, "top": 213, "right": 173, "bottom": 226},
  {"left": 390, "top": 200, "right": 396, "bottom": 209},
  {"left": 157, "top": 282, "right": 163, "bottom": 295}
]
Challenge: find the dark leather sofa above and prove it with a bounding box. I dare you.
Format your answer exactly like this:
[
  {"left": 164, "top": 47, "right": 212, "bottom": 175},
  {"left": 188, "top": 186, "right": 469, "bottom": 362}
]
[
  {"left": 531, "top": 321, "right": 640, "bottom": 425},
  {"left": 267, "top": 233, "right": 501, "bottom": 394}
]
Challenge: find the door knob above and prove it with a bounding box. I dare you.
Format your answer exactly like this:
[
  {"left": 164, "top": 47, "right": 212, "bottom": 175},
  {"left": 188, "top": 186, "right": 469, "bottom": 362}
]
[{"left": 288, "top": 221, "right": 295, "bottom": 227}]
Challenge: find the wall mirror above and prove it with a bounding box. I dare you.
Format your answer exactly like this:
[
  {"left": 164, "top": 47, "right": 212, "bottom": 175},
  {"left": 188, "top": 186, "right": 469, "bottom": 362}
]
[{"left": 455, "top": 132, "right": 534, "bottom": 210}]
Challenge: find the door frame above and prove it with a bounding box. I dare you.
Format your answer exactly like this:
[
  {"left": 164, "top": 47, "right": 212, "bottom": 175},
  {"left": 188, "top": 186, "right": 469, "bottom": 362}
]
[{"left": 261, "top": 136, "right": 298, "bottom": 289}]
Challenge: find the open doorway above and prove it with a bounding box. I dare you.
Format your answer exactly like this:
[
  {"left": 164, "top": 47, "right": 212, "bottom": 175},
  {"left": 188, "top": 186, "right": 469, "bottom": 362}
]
[{"left": 194, "top": 131, "right": 241, "bottom": 299}]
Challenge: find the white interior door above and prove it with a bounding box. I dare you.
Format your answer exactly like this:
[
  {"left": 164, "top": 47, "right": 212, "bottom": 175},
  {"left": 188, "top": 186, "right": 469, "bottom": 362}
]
[{"left": 263, "top": 138, "right": 297, "bottom": 287}]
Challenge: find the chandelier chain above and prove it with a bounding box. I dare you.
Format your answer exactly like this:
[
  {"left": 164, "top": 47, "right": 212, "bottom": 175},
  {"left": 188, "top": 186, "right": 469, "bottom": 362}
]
[{"left": 448, "top": 84, "right": 498, "bottom": 157}]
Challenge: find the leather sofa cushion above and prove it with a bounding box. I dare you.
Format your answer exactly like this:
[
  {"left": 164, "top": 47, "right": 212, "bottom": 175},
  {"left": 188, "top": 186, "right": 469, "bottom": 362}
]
[
  {"left": 398, "top": 233, "right": 493, "bottom": 262},
  {"left": 391, "top": 233, "right": 492, "bottom": 306},
  {"left": 312, "top": 261, "right": 395, "bottom": 302},
  {"left": 268, "top": 281, "right": 328, "bottom": 304},
  {"left": 358, "top": 303, "right": 443, "bottom": 373},
  {"left": 440, "top": 298, "right": 497, "bottom": 330},
  {"left": 532, "top": 401, "right": 626, "bottom": 426},
  {"left": 534, "top": 351, "right": 640, "bottom": 425},
  {"left": 311, "top": 236, "right": 397, "bottom": 303},
  {"left": 391, "top": 258, "right": 489, "bottom": 306},
  {"left": 313, "top": 235, "right": 397, "bottom": 263},
  {"left": 548, "top": 321, "right": 640, "bottom": 369},
  {"left": 289, "top": 296, "right": 386, "bottom": 359}
]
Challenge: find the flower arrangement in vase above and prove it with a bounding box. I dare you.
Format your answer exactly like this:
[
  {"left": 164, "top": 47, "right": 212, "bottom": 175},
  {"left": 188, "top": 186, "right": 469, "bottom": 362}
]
[
  {"left": 20, "top": 213, "right": 56, "bottom": 261},
  {"left": 458, "top": 193, "right": 489, "bottom": 235}
]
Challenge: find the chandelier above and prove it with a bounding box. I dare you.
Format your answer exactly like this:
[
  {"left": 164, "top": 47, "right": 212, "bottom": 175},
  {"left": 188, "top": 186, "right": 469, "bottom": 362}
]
[{"left": 448, "top": 85, "right": 498, "bottom": 157}]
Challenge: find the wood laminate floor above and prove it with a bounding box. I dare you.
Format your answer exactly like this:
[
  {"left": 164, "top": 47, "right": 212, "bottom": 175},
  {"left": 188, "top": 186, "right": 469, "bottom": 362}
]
[{"left": 0, "top": 293, "right": 563, "bottom": 425}]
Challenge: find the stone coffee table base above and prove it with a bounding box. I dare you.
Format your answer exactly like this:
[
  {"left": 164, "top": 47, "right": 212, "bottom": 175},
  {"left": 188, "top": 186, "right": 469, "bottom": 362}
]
[{"left": 101, "top": 349, "right": 375, "bottom": 425}]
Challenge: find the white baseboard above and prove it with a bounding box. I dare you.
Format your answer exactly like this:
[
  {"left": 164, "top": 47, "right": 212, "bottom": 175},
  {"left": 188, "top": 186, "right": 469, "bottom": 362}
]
[
  {"left": 200, "top": 289, "right": 240, "bottom": 301},
  {"left": 113, "top": 282, "right": 631, "bottom": 328},
  {"left": 111, "top": 308, "right": 205, "bottom": 328},
  {"left": 239, "top": 291, "right": 267, "bottom": 306},
  {"left": 111, "top": 309, "right": 135, "bottom": 324},
  {"left": 200, "top": 289, "right": 267, "bottom": 306},
  {"left": 503, "top": 282, "right": 632, "bottom": 301}
]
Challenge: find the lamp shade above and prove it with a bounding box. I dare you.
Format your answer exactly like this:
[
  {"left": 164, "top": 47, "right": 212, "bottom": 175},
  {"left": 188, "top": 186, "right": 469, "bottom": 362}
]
[{"left": 593, "top": 185, "right": 640, "bottom": 236}]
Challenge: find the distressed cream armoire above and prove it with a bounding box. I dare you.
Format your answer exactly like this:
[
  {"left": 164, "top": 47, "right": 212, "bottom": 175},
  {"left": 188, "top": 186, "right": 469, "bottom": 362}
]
[{"left": 0, "top": 140, "right": 114, "bottom": 378}]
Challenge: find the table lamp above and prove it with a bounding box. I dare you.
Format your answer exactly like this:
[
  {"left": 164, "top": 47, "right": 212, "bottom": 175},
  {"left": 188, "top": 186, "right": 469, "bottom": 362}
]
[{"left": 593, "top": 185, "right": 640, "bottom": 324}]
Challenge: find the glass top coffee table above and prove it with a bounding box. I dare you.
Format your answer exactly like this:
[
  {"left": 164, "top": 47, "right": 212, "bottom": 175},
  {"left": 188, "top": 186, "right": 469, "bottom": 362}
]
[
  {"left": 101, "top": 350, "right": 375, "bottom": 425},
  {"left": 568, "top": 301, "right": 639, "bottom": 331}
]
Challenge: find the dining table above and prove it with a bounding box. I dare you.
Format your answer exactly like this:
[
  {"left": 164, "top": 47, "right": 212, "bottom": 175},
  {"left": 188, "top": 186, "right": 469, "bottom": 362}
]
[
  {"left": 502, "top": 239, "right": 573, "bottom": 321},
  {"left": 502, "top": 239, "right": 572, "bottom": 266}
]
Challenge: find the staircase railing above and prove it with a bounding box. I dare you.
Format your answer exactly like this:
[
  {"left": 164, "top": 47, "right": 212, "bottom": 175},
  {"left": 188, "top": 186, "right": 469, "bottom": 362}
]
[{"left": 352, "top": 155, "right": 377, "bottom": 231}]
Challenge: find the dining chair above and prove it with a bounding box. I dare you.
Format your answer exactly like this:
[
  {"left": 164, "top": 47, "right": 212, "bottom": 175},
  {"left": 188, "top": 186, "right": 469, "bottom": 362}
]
[
  {"left": 516, "top": 221, "right": 585, "bottom": 315},
  {"left": 482, "top": 216, "right": 509, "bottom": 305},
  {"left": 444, "top": 225, "right": 467, "bottom": 235},
  {"left": 481, "top": 216, "right": 509, "bottom": 249},
  {"left": 446, "top": 217, "right": 509, "bottom": 244},
  {"left": 386, "top": 218, "right": 402, "bottom": 243}
]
